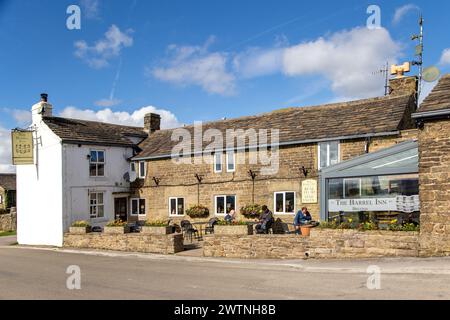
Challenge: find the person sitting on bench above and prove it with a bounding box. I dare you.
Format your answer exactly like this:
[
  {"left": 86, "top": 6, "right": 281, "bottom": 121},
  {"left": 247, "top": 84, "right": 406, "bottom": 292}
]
[
  {"left": 294, "top": 207, "right": 312, "bottom": 234},
  {"left": 255, "top": 205, "right": 274, "bottom": 234}
]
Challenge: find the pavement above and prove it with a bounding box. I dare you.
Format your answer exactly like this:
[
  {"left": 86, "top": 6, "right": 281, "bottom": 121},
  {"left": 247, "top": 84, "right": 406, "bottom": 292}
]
[
  {"left": 0, "top": 245, "right": 450, "bottom": 300},
  {"left": 0, "top": 235, "right": 16, "bottom": 246}
]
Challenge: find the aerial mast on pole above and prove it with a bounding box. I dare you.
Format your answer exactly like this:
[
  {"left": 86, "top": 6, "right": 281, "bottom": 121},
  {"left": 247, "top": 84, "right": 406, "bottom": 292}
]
[{"left": 412, "top": 15, "right": 424, "bottom": 102}]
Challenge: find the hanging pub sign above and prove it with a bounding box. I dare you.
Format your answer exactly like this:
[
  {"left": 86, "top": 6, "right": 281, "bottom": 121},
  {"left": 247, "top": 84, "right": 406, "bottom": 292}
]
[
  {"left": 302, "top": 179, "right": 318, "bottom": 204},
  {"left": 11, "top": 130, "right": 34, "bottom": 165}
]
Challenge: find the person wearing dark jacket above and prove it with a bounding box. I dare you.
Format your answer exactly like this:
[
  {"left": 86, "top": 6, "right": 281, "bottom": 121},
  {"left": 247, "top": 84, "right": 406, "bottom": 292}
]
[
  {"left": 294, "top": 207, "right": 312, "bottom": 234},
  {"left": 255, "top": 205, "right": 274, "bottom": 234}
]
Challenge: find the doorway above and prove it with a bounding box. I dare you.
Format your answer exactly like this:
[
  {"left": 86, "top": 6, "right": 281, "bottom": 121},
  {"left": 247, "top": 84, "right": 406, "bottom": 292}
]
[{"left": 114, "top": 197, "right": 128, "bottom": 222}]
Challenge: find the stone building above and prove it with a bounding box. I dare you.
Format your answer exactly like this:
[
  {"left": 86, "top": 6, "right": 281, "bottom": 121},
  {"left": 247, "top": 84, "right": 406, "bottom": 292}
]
[
  {"left": 0, "top": 173, "right": 16, "bottom": 212},
  {"left": 131, "top": 77, "right": 419, "bottom": 222},
  {"left": 412, "top": 74, "right": 450, "bottom": 256}
]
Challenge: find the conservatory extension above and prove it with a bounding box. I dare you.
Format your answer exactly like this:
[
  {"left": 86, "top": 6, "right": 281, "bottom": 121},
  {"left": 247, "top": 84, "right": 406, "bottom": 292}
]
[{"left": 319, "top": 140, "right": 419, "bottom": 226}]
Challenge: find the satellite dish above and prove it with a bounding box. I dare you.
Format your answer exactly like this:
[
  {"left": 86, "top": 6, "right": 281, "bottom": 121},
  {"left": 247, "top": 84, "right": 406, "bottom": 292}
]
[{"left": 422, "top": 66, "right": 440, "bottom": 82}]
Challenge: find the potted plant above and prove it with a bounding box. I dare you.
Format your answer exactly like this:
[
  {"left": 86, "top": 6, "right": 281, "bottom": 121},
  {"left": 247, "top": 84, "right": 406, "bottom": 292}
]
[
  {"left": 141, "top": 220, "right": 173, "bottom": 235},
  {"left": 104, "top": 220, "right": 130, "bottom": 234},
  {"left": 186, "top": 205, "right": 210, "bottom": 219},
  {"left": 300, "top": 224, "right": 313, "bottom": 236},
  {"left": 240, "top": 204, "right": 263, "bottom": 219},
  {"left": 214, "top": 220, "right": 254, "bottom": 235},
  {"left": 69, "top": 220, "right": 91, "bottom": 234}
]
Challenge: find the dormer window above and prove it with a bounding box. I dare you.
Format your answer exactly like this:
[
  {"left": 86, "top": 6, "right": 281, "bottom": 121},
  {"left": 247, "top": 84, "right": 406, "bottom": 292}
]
[{"left": 89, "top": 150, "right": 105, "bottom": 177}]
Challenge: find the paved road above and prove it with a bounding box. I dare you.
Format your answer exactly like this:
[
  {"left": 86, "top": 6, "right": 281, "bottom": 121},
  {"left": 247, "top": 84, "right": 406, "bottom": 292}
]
[{"left": 0, "top": 246, "right": 450, "bottom": 300}]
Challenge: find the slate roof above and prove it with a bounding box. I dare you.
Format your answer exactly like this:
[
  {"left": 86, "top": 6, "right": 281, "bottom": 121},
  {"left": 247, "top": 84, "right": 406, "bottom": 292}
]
[
  {"left": 43, "top": 117, "right": 147, "bottom": 147},
  {"left": 0, "top": 174, "right": 16, "bottom": 191},
  {"left": 135, "top": 94, "right": 415, "bottom": 160},
  {"left": 415, "top": 74, "right": 450, "bottom": 114}
]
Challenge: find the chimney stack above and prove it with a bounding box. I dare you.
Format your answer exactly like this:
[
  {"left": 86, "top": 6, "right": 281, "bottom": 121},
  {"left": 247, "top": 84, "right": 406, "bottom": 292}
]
[
  {"left": 389, "top": 76, "right": 418, "bottom": 97},
  {"left": 144, "top": 113, "right": 161, "bottom": 134},
  {"left": 31, "top": 93, "right": 53, "bottom": 124}
]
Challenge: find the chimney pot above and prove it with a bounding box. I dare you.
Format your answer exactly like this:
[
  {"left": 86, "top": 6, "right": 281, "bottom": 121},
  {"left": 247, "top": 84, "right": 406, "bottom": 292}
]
[
  {"left": 40, "top": 93, "right": 48, "bottom": 102},
  {"left": 144, "top": 113, "right": 161, "bottom": 134}
]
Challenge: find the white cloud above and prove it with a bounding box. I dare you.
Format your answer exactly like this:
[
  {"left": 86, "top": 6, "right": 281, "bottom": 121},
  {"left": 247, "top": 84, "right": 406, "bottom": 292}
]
[
  {"left": 59, "top": 106, "right": 182, "bottom": 129},
  {"left": 281, "top": 27, "right": 401, "bottom": 98},
  {"left": 11, "top": 109, "right": 31, "bottom": 125},
  {"left": 393, "top": 4, "right": 420, "bottom": 24},
  {"left": 0, "top": 126, "right": 14, "bottom": 173},
  {"left": 94, "top": 98, "right": 122, "bottom": 107},
  {"left": 1, "top": 108, "right": 32, "bottom": 126},
  {"left": 80, "top": 0, "right": 100, "bottom": 19},
  {"left": 440, "top": 48, "right": 450, "bottom": 65},
  {"left": 75, "top": 25, "right": 133, "bottom": 69},
  {"left": 152, "top": 27, "right": 401, "bottom": 99},
  {"left": 150, "top": 37, "right": 236, "bottom": 96},
  {"left": 233, "top": 47, "right": 284, "bottom": 78}
]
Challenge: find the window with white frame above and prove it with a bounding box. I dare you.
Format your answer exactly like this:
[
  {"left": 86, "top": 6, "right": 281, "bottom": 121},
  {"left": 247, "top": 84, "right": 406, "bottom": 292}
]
[
  {"left": 139, "top": 161, "right": 146, "bottom": 179},
  {"left": 169, "top": 197, "right": 185, "bottom": 216},
  {"left": 318, "top": 141, "right": 340, "bottom": 169},
  {"left": 215, "top": 195, "right": 236, "bottom": 215},
  {"left": 131, "top": 198, "right": 146, "bottom": 216},
  {"left": 274, "top": 191, "right": 295, "bottom": 214},
  {"left": 89, "top": 192, "right": 104, "bottom": 218},
  {"left": 214, "top": 152, "right": 223, "bottom": 173},
  {"left": 226, "top": 151, "right": 235, "bottom": 172},
  {"left": 89, "top": 150, "right": 105, "bottom": 177}
]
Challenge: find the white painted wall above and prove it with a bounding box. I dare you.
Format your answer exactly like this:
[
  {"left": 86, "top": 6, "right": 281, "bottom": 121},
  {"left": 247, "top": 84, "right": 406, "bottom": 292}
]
[
  {"left": 17, "top": 119, "right": 64, "bottom": 246},
  {"left": 63, "top": 144, "right": 134, "bottom": 230}
]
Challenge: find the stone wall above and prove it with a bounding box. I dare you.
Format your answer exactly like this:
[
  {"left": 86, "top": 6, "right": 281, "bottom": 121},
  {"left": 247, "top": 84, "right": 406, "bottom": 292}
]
[
  {"left": 203, "top": 234, "right": 309, "bottom": 259},
  {"left": 0, "top": 209, "right": 16, "bottom": 232},
  {"left": 418, "top": 119, "right": 450, "bottom": 257},
  {"left": 0, "top": 186, "right": 5, "bottom": 211},
  {"left": 203, "top": 229, "right": 419, "bottom": 259},
  {"left": 309, "top": 229, "right": 419, "bottom": 259},
  {"left": 64, "top": 232, "right": 184, "bottom": 254}
]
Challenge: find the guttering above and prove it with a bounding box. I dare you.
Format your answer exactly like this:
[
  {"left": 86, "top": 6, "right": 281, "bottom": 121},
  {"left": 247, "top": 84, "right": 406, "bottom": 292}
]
[
  {"left": 132, "top": 130, "right": 400, "bottom": 161},
  {"left": 412, "top": 108, "right": 450, "bottom": 120},
  {"left": 62, "top": 139, "right": 135, "bottom": 148}
]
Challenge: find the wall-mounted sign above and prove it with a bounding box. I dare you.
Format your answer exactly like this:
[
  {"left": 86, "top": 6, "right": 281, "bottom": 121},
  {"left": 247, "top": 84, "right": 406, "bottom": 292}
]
[
  {"left": 302, "top": 179, "right": 318, "bottom": 204},
  {"left": 329, "top": 198, "right": 397, "bottom": 212},
  {"left": 328, "top": 195, "right": 420, "bottom": 213},
  {"left": 11, "top": 130, "right": 34, "bottom": 165}
]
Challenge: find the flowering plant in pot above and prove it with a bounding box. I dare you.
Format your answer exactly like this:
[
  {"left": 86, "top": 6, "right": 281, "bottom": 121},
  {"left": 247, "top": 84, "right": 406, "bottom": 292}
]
[
  {"left": 240, "top": 204, "right": 263, "bottom": 219},
  {"left": 142, "top": 220, "right": 173, "bottom": 235},
  {"left": 186, "top": 205, "right": 210, "bottom": 219},
  {"left": 104, "top": 219, "right": 130, "bottom": 234},
  {"left": 215, "top": 219, "right": 253, "bottom": 235},
  {"left": 69, "top": 220, "right": 92, "bottom": 234}
]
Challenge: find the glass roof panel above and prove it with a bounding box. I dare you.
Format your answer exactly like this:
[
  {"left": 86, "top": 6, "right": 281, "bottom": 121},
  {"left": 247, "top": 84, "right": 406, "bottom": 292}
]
[{"left": 347, "top": 147, "right": 418, "bottom": 171}]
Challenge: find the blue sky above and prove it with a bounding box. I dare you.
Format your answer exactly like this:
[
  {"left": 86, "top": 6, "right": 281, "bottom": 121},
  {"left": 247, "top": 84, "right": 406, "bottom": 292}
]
[{"left": 0, "top": 0, "right": 450, "bottom": 171}]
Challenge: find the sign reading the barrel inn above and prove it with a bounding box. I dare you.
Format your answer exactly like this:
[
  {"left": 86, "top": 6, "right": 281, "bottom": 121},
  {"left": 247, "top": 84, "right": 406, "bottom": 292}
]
[
  {"left": 329, "top": 198, "right": 397, "bottom": 212},
  {"left": 329, "top": 195, "right": 420, "bottom": 213},
  {"left": 302, "top": 179, "right": 318, "bottom": 204},
  {"left": 11, "top": 130, "right": 34, "bottom": 165}
]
